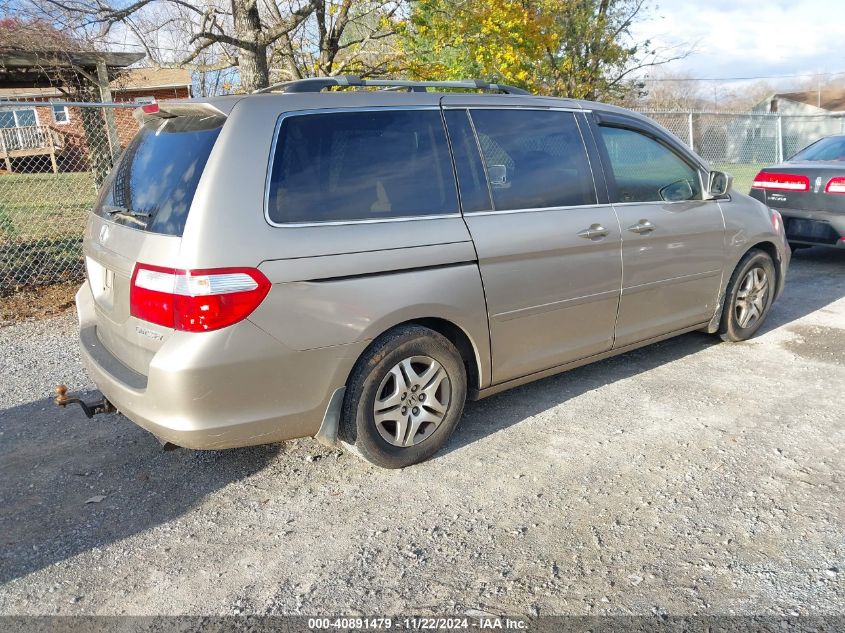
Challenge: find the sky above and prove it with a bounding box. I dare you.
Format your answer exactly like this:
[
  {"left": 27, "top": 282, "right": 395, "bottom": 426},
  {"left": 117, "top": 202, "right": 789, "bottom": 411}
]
[{"left": 631, "top": 0, "right": 845, "bottom": 90}]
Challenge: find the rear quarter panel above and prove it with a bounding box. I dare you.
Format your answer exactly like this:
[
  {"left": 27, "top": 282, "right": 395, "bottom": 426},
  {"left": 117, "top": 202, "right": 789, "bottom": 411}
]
[{"left": 183, "top": 94, "right": 492, "bottom": 391}]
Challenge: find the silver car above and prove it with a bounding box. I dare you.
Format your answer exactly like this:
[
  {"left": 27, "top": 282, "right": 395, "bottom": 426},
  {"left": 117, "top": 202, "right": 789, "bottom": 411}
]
[{"left": 71, "top": 77, "right": 790, "bottom": 468}]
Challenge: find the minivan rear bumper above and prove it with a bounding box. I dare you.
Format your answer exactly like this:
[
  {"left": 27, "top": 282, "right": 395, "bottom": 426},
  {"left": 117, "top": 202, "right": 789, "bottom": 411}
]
[{"left": 76, "top": 281, "right": 362, "bottom": 449}]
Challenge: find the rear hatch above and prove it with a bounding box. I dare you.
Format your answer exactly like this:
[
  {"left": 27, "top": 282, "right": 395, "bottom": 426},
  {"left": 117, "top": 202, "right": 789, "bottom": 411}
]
[{"left": 84, "top": 105, "right": 226, "bottom": 375}]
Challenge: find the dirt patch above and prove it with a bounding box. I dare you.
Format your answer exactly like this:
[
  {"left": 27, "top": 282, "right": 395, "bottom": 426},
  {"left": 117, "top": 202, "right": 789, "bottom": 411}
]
[
  {"left": 0, "top": 283, "right": 78, "bottom": 324},
  {"left": 784, "top": 324, "right": 845, "bottom": 365}
]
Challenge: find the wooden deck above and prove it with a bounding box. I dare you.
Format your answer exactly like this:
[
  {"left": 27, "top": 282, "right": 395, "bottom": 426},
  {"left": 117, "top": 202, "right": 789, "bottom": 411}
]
[{"left": 0, "top": 125, "right": 65, "bottom": 173}]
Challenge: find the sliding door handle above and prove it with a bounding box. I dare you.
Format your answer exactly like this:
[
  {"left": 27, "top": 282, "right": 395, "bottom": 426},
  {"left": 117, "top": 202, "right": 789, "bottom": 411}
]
[
  {"left": 577, "top": 224, "right": 610, "bottom": 240},
  {"left": 627, "top": 220, "right": 656, "bottom": 234}
]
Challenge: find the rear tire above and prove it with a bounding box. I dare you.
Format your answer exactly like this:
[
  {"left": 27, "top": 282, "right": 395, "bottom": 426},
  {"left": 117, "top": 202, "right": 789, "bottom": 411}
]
[
  {"left": 340, "top": 325, "right": 467, "bottom": 469},
  {"left": 718, "top": 249, "right": 776, "bottom": 342}
]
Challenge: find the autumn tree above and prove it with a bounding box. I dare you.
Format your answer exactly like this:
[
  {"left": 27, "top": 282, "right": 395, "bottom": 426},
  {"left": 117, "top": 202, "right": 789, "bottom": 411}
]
[{"left": 402, "top": 0, "right": 685, "bottom": 102}]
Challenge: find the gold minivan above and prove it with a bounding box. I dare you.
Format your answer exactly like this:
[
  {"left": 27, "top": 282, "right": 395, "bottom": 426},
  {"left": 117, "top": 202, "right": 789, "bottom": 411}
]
[{"left": 71, "top": 77, "right": 790, "bottom": 468}]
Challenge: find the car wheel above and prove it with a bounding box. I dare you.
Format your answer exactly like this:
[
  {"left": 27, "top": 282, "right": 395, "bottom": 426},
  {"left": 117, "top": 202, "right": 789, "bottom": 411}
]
[
  {"left": 718, "top": 249, "right": 777, "bottom": 342},
  {"left": 340, "top": 325, "right": 467, "bottom": 469}
]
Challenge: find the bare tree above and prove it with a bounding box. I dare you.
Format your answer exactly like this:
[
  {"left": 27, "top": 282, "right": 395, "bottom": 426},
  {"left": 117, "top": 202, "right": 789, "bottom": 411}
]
[
  {"left": 19, "top": 0, "right": 402, "bottom": 92},
  {"left": 637, "top": 71, "right": 708, "bottom": 110}
]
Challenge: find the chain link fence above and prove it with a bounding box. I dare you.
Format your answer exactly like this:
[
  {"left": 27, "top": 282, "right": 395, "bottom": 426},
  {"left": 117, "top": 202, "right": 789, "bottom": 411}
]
[
  {"left": 0, "top": 100, "right": 138, "bottom": 294},
  {"left": 2, "top": 102, "right": 845, "bottom": 296},
  {"left": 634, "top": 110, "right": 845, "bottom": 192}
]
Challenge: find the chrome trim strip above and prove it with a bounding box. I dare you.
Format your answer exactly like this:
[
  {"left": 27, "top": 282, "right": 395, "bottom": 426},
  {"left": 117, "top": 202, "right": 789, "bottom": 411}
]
[
  {"left": 264, "top": 105, "right": 456, "bottom": 229},
  {"left": 442, "top": 105, "right": 591, "bottom": 114},
  {"left": 272, "top": 214, "right": 462, "bottom": 228},
  {"left": 464, "top": 203, "right": 609, "bottom": 217},
  {"left": 612, "top": 200, "right": 710, "bottom": 208}
]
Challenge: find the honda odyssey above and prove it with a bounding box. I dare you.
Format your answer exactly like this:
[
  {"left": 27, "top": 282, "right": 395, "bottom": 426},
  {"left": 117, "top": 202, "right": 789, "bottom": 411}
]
[{"left": 69, "top": 77, "right": 790, "bottom": 468}]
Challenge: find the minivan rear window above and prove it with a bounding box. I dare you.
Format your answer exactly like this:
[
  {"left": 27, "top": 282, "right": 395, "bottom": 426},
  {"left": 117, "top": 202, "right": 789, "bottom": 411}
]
[
  {"left": 266, "top": 109, "right": 458, "bottom": 224},
  {"left": 94, "top": 116, "right": 223, "bottom": 236}
]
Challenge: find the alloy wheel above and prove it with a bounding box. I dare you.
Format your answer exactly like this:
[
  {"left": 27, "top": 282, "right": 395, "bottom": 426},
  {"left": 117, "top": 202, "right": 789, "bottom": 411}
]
[{"left": 735, "top": 267, "right": 769, "bottom": 329}]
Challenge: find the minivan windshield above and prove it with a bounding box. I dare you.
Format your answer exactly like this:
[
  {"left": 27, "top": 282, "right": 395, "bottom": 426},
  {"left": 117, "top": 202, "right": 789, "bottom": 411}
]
[
  {"left": 790, "top": 136, "right": 845, "bottom": 162},
  {"left": 94, "top": 115, "right": 223, "bottom": 236}
]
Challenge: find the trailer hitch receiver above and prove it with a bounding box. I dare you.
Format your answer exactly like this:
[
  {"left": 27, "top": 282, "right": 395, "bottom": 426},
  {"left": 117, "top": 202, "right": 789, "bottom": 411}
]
[{"left": 54, "top": 384, "right": 116, "bottom": 419}]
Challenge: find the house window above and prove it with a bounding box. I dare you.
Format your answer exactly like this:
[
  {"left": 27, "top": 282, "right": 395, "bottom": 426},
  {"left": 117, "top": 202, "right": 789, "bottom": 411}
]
[{"left": 51, "top": 102, "right": 70, "bottom": 124}]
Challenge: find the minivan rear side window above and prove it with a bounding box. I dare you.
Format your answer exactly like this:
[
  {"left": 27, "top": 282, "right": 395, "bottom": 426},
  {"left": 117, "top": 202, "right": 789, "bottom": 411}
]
[
  {"left": 95, "top": 115, "right": 223, "bottom": 236},
  {"left": 468, "top": 109, "right": 597, "bottom": 211},
  {"left": 267, "top": 109, "right": 458, "bottom": 224}
]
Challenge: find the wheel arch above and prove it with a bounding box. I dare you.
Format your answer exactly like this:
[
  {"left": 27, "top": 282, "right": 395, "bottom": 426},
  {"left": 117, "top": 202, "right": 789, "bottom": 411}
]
[
  {"left": 406, "top": 317, "right": 483, "bottom": 396},
  {"left": 350, "top": 316, "right": 484, "bottom": 396},
  {"left": 747, "top": 240, "right": 784, "bottom": 294},
  {"left": 706, "top": 239, "right": 784, "bottom": 334}
]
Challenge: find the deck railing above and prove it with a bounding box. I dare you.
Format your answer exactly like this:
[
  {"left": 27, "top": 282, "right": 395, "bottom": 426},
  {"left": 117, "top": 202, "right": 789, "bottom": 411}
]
[{"left": 0, "top": 125, "right": 64, "bottom": 154}]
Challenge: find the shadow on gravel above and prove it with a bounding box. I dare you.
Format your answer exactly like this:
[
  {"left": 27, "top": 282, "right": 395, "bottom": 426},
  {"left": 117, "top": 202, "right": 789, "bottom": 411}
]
[
  {"left": 446, "top": 249, "right": 845, "bottom": 456},
  {"left": 0, "top": 395, "right": 280, "bottom": 584},
  {"left": 760, "top": 247, "right": 845, "bottom": 333},
  {"left": 447, "top": 329, "right": 718, "bottom": 456}
]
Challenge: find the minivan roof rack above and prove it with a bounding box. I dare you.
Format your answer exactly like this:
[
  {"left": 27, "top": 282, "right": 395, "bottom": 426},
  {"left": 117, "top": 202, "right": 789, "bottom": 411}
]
[{"left": 253, "top": 75, "right": 530, "bottom": 95}]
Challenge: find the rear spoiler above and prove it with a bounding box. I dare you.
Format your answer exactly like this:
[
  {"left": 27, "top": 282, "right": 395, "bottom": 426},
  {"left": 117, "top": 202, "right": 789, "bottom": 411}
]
[{"left": 133, "top": 101, "right": 227, "bottom": 125}]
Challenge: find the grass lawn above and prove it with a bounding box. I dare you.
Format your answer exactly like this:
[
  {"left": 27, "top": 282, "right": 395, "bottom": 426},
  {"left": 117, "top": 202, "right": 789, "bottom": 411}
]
[
  {"left": 0, "top": 172, "right": 97, "bottom": 242},
  {"left": 713, "top": 163, "right": 766, "bottom": 195},
  {"left": 0, "top": 172, "right": 95, "bottom": 292}
]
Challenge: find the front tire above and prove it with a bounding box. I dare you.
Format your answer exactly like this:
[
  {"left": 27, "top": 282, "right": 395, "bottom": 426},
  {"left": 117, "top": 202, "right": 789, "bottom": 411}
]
[
  {"left": 340, "top": 325, "right": 467, "bottom": 469},
  {"left": 718, "top": 249, "right": 776, "bottom": 342}
]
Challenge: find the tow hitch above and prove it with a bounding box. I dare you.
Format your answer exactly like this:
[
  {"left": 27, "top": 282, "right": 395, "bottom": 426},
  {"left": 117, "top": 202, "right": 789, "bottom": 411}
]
[{"left": 54, "top": 384, "right": 116, "bottom": 418}]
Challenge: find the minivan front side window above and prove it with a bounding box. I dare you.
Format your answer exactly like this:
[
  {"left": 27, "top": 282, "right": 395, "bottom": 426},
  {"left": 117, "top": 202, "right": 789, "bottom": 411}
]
[
  {"left": 468, "top": 109, "right": 597, "bottom": 211},
  {"left": 267, "top": 109, "right": 458, "bottom": 224},
  {"left": 599, "top": 126, "right": 701, "bottom": 203}
]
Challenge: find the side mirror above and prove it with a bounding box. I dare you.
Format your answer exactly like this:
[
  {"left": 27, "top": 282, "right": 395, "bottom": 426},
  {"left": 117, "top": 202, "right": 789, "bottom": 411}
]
[
  {"left": 708, "top": 170, "right": 733, "bottom": 198},
  {"left": 488, "top": 164, "right": 508, "bottom": 187}
]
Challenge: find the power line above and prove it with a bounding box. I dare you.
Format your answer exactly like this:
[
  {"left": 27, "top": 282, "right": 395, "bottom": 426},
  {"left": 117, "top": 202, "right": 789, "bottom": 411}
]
[{"left": 643, "top": 70, "right": 845, "bottom": 83}]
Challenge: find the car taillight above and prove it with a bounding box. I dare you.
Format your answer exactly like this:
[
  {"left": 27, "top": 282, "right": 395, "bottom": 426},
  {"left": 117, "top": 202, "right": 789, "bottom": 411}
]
[
  {"left": 130, "top": 264, "right": 270, "bottom": 332},
  {"left": 751, "top": 171, "right": 810, "bottom": 192},
  {"left": 825, "top": 177, "right": 845, "bottom": 194}
]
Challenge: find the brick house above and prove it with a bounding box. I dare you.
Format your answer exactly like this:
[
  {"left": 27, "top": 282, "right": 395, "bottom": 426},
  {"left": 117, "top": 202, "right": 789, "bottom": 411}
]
[{"left": 0, "top": 67, "right": 192, "bottom": 173}]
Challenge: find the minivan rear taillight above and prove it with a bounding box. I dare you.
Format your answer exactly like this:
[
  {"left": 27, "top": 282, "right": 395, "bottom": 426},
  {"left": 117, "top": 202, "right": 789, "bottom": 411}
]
[
  {"left": 751, "top": 171, "right": 810, "bottom": 192},
  {"left": 130, "top": 264, "right": 271, "bottom": 332}
]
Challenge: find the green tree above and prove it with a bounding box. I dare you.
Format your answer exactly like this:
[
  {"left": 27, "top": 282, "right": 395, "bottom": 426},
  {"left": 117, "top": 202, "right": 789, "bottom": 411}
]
[{"left": 402, "top": 0, "right": 683, "bottom": 102}]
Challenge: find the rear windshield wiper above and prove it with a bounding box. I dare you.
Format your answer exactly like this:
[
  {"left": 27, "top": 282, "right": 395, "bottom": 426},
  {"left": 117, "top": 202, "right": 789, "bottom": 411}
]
[{"left": 102, "top": 205, "right": 152, "bottom": 226}]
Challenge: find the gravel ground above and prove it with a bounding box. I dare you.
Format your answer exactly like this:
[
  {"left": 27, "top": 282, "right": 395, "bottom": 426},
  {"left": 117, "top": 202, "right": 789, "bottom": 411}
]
[{"left": 0, "top": 248, "right": 843, "bottom": 617}]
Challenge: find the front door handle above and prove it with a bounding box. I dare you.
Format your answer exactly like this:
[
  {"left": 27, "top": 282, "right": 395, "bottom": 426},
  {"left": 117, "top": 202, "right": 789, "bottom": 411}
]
[
  {"left": 578, "top": 224, "right": 609, "bottom": 240},
  {"left": 627, "top": 220, "right": 656, "bottom": 234}
]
